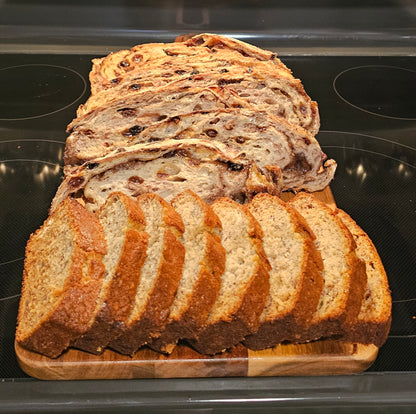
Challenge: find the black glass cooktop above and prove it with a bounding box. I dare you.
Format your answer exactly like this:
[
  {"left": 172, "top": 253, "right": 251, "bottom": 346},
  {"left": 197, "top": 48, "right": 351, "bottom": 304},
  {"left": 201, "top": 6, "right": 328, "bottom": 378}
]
[{"left": 0, "top": 53, "right": 415, "bottom": 380}]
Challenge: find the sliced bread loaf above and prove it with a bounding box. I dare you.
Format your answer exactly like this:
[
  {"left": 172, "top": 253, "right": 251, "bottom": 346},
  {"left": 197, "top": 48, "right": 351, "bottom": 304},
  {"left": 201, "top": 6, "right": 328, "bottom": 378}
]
[
  {"left": 88, "top": 33, "right": 292, "bottom": 95},
  {"left": 243, "top": 193, "right": 324, "bottom": 350},
  {"left": 336, "top": 209, "right": 392, "bottom": 347},
  {"left": 288, "top": 193, "right": 367, "bottom": 341},
  {"left": 63, "top": 108, "right": 335, "bottom": 194},
  {"left": 51, "top": 139, "right": 281, "bottom": 214},
  {"left": 77, "top": 61, "right": 318, "bottom": 135},
  {"left": 16, "top": 198, "right": 106, "bottom": 358},
  {"left": 64, "top": 86, "right": 249, "bottom": 167},
  {"left": 71, "top": 192, "right": 149, "bottom": 355},
  {"left": 149, "top": 190, "right": 225, "bottom": 354},
  {"left": 108, "top": 193, "right": 185, "bottom": 355},
  {"left": 188, "top": 197, "right": 270, "bottom": 355}
]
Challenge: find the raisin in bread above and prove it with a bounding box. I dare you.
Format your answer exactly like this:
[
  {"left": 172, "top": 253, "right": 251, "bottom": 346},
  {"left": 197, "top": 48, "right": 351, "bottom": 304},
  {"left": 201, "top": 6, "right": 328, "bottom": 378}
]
[
  {"left": 51, "top": 139, "right": 281, "bottom": 214},
  {"left": 88, "top": 33, "right": 292, "bottom": 95},
  {"left": 188, "top": 197, "right": 270, "bottom": 355},
  {"left": 149, "top": 190, "right": 225, "bottom": 354},
  {"left": 16, "top": 198, "right": 106, "bottom": 358},
  {"left": 71, "top": 192, "right": 149, "bottom": 355},
  {"left": 336, "top": 209, "right": 392, "bottom": 347},
  {"left": 109, "top": 193, "right": 185, "bottom": 355},
  {"left": 288, "top": 193, "right": 367, "bottom": 341},
  {"left": 243, "top": 193, "right": 324, "bottom": 350}
]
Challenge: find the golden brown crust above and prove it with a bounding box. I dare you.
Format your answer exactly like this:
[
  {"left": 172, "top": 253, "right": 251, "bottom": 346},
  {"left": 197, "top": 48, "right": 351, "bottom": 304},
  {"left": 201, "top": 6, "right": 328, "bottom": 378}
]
[
  {"left": 287, "top": 193, "right": 368, "bottom": 342},
  {"left": 72, "top": 229, "right": 149, "bottom": 354},
  {"left": 336, "top": 209, "right": 392, "bottom": 347},
  {"left": 189, "top": 255, "right": 270, "bottom": 355},
  {"left": 108, "top": 193, "right": 186, "bottom": 355},
  {"left": 150, "top": 231, "right": 224, "bottom": 354},
  {"left": 188, "top": 199, "right": 270, "bottom": 355},
  {"left": 243, "top": 194, "right": 324, "bottom": 350},
  {"left": 67, "top": 198, "right": 107, "bottom": 254},
  {"left": 16, "top": 199, "right": 107, "bottom": 358},
  {"left": 109, "top": 228, "right": 185, "bottom": 355}
]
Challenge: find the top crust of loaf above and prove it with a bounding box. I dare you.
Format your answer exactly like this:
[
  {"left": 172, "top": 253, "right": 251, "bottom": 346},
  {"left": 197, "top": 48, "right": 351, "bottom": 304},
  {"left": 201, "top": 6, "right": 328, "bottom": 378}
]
[
  {"left": 336, "top": 209, "right": 392, "bottom": 347},
  {"left": 243, "top": 193, "right": 324, "bottom": 350},
  {"left": 16, "top": 198, "right": 106, "bottom": 358},
  {"left": 188, "top": 197, "right": 270, "bottom": 355},
  {"left": 288, "top": 193, "right": 367, "bottom": 341}
]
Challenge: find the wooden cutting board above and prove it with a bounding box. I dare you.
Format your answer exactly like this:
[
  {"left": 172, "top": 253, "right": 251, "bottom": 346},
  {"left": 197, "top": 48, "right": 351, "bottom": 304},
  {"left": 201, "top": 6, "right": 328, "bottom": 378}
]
[{"left": 15, "top": 188, "right": 380, "bottom": 380}]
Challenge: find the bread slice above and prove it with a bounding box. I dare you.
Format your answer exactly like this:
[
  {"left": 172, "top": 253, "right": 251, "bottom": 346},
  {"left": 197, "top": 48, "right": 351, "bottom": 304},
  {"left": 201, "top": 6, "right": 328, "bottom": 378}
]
[
  {"left": 336, "top": 209, "right": 392, "bottom": 347},
  {"left": 51, "top": 139, "right": 281, "bottom": 214},
  {"left": 66, "top": 75, "right": 319, "bottom": 169},
  {"left": 71, "top": 192, "right": 149, "bottom": 355},
  {"left": 126, "top": 109, "right": 333, "bottom": 192},
  {"left": 243, "top": 193, "right": 324, "bottom": 350},
  {"left": 288, "top": 193, "right": 367, "bottom": 341},
  {"left": 108, "top": 193, "right": 185, "bottom": 355},
  {"left": 188, "top": 197, "right": 270, "bottom": 355},
  {"left": 77, "top": 59, "right": 318, "bottom": 135},
  {"left": 149, "top": 190, "right": 225, "bottom": 354},
  {"left": 16, "top": 198, "right": 106, "bottom": 358},
  {"left": 63, "top": 108, "right": 335, "bottom": 195},
  {"left": 87, "top": 33, "right": 292, "bottom": 95},
  {"left": 64, "top": 86, "right": 249, "bottom": 167}
]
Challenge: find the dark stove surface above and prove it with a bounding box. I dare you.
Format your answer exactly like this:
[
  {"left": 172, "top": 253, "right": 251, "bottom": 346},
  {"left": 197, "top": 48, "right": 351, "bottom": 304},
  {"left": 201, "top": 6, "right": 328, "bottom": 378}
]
[{"left": 0, "top": 52, "right": 415, "bottom": 395}]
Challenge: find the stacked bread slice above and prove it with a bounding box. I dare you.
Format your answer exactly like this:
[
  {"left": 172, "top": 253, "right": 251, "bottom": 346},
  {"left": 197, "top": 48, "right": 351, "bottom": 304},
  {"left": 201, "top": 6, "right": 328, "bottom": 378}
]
[
  {"left": 16, "top": 191, "right": 391, "bottom": 358},
  {"left": 54, "top": 33, "right": 336, "bottom": 209}
]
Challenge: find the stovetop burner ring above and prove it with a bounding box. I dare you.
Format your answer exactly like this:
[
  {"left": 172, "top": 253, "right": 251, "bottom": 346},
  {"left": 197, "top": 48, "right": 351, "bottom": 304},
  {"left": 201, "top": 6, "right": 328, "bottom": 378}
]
[
  {"left": 333, "top": 65, "right": 416, "bottom": 121},
  {"left": 0, "top": 64, "right": 87, "bottom": 121}
]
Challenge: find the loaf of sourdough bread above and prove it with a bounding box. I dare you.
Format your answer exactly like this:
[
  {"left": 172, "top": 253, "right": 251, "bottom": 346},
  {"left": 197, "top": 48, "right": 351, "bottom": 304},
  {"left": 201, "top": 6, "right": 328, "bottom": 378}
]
[
  {"left": 288, "top": 193, "right": 368, "bottom": 341},
  {"left": 108, "top": 193, "right": 185, "bottom": 355},
  {"left": 243, "top": 193, "right": 324, "bottom": 350},
  {"left": 71, "top": 192, "right": 149, "bottom": 355},
  {"left": 16, "top": 198, "right": 107, "bottom": 358},
  {"left": 149, "top": 190, "right": 225, "bottom": 354},
  {"left": 188, "top": 197, "right": 271, "bottom": 355}
]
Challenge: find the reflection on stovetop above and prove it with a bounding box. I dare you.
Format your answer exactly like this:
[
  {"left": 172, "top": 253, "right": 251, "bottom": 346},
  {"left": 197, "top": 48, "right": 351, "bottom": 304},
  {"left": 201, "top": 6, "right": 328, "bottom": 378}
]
[{"left": 0, "top": 54, "right": 415, "bottom": 379}]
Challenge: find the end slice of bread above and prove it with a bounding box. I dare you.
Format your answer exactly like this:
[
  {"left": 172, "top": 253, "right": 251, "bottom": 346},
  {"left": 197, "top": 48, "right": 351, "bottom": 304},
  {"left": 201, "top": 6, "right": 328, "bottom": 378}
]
[
  {"left": 109, "top": 193, "right": 185, "bottom": 355},
  {"left": 243, "top": 193, "right": 324, "bottom": 350},
  {"left": 16, "top": 198, "right": 106, "bottom": 358},
  {"left": 336, "top": 209, "right": 392, "bottom": 347},
  {"left": 149, "top": 190, "right": 225, "bottom": 354},
  {"left": 288, "top": 193, "right": 367, "bottom": 341},
  {"left": 71, "top": 192, "right": 149, "bottom": 355},
  {"left": 188, "top": 197, "right": 270, "bottom": 355}
]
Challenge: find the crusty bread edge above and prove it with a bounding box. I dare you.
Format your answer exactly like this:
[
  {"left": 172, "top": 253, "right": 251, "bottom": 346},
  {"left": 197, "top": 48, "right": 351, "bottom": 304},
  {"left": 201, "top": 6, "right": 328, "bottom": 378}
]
[
  {"left": 109, "top": 194, "right": 185, "bottom": 355},
  {"left": 72, "top": 193, "right": 149, "bottom": 355},
  {"left": 188, "top": 199, "right": 270, "bottom": 355},
  {"left": 336, "top": 209, "right": 392, "bottom": 347},
  {"left": 16, "top": 199, "right": 106, "bottom": 358}
]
